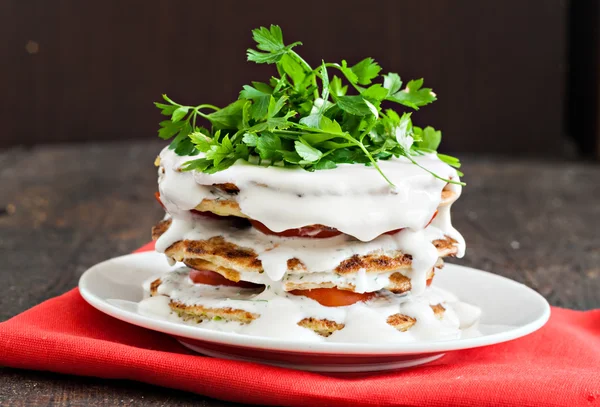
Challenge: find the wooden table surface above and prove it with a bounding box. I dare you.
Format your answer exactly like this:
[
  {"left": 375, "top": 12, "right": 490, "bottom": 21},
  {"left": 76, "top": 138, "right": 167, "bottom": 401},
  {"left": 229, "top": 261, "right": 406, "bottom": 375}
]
[{"left": 1, "top": 141, "right": 599, "bottom": 406}]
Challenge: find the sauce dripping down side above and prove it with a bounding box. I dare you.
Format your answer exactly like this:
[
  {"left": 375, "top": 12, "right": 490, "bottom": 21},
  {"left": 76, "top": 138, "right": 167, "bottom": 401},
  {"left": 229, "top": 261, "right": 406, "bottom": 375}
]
[{"left": 157, "top": 147, "right": 465, "bottom": 244}]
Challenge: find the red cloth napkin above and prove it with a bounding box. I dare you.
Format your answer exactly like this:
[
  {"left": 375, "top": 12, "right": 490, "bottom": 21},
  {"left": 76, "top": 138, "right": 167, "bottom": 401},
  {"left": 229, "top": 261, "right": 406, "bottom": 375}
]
[{"left": 1, "top": 243, "right": 599, "bottom": 407}]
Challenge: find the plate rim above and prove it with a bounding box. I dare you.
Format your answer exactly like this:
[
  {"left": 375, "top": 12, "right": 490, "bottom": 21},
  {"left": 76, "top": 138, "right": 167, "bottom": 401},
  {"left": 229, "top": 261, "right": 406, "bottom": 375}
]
[{"left": 79, "top": 251, "right": 551, "bottom": 355}]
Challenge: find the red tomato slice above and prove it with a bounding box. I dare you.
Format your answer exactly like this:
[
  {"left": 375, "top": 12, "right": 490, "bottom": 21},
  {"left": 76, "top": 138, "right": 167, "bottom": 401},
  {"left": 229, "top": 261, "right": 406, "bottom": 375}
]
[
  {"left": 290, "top": 288, "right": 375, "bottom": 307},
  {"left": 250, "top": 220, "right": 342, "bottom": 238},
  {"left": 154, "top": 191, "right": 166, "bottom": 210},
  {"left": 384, "top": 227, "right": 404, "bottom": 236},
  {"left": 425, "top": 210, "right": 438, "bottom": 228},
  {"left": 189, "top": 269, "right": 263, "bottom": 289},
  {"left": 383, "top": 210, "right": 438, "bottom": 236}
]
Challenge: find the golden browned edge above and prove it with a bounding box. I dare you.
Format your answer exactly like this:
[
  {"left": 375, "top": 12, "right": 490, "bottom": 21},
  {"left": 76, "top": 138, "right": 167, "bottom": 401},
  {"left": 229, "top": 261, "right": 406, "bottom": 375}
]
[
  {"left": 152, "top": 218, "right": 457, "bottom": 275},
  {"left": 184, "top": 258, "right": 439, "bottom": 294},
  {"left": 149, "top": 277, "right": 258, "bottom": 323},
  {"left": 192, "top": 187, "right": 457, "bottom": 219},
  {"left": 152, "top": 217, "right": 456, "bottom": 293},
  {"left": 386, "top": 303, "right": 445, "bottom": 333},
  {"left": 196, "top": 199, "right": 248, "bottom": 218},
  {"left": 297, "top": 318, "right": 345, "bottom": 337},
  {"left": 150, "top": 277, "right": 446, "bottom": 337}
]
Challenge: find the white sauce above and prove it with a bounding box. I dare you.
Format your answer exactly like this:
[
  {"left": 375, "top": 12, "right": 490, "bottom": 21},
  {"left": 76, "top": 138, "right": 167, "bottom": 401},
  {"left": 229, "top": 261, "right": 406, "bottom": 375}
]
[
  {"left": 139, "top": 268, "right": 480, "bottom": 343},
  {"left": 158, "top": 147, "right": 464, "bottom": 243},
  {"left": 146, "top": 145, "right": 477, "bottom": 344}
]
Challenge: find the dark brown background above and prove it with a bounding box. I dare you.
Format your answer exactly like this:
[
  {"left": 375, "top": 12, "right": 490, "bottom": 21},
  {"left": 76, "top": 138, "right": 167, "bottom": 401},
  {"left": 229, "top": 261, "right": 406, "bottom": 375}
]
[{"left": 4, "top": 0, "right": 599, "bottom": 156}]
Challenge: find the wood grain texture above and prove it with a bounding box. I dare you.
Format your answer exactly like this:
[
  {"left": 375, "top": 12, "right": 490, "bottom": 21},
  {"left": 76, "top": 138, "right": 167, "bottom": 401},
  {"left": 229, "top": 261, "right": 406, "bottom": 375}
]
[
  {"left": 0, "top": 368, "right": 240, "bottom": 407},
  {"left": 0, "top": 0, "right": 567, "bottom": 154},
  {"left": 1, "top": 141, "right": 599, "bottom": 404}
]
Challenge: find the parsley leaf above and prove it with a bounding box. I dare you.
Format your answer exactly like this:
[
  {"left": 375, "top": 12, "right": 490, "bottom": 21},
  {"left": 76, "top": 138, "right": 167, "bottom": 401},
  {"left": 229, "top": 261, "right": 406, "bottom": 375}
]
[
  {"left": 206, "top": 100, "right": 246, "bottom": 129},
  {"left": 415, "top": 126, "right": 442, "bottom": 151},
  {"left": 386, "top": 78, "right": 437, "bottom": 110},
  {"left": 351, "top": 58, "right": 382, "bottom": 85},
  {"left": 383, "top": 73, "right": 402, "bottom": 96},
  {"left": 330, "top": 76, "right": 348, "bottom": 97},
  {"left": 295, "top": 139, "right": 323, "bottom": 162},
  {"left": 240, "top": 85, "right": 271, "bottom": 120},
  {"left": 340, "top": 61, "right": 358, "bottom": 85},
  {"left": 155, "top": 25, "right": 464, "bottom": 186},
  {"left": 256, "top": 133, "right": 282, "bottom": 160},
  {"left": 280, "top": 54, "right": 306, "bottom": 90},
  {"left": 246, "top": 25, "right": 302, "bottom": 64},
  {"left": 336, "top": 95, "right": 373, "bottom": 116}
]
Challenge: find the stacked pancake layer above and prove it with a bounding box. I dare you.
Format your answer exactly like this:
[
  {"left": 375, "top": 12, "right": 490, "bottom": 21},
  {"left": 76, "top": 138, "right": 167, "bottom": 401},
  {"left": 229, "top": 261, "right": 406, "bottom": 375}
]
[{"left": 142, "top": 147, "right": 479, "bottom": 342}]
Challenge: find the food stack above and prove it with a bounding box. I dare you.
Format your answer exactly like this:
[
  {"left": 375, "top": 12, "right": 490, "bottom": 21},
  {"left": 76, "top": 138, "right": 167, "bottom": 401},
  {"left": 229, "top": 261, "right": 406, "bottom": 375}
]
[{"left": 142, "top": 25, "right": 476, "bottom": 342}]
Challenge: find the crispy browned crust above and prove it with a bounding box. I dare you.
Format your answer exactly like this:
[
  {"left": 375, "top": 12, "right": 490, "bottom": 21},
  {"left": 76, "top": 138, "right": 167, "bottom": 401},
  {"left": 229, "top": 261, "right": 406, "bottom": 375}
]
[
  {"left": 430, "top": 303, "right": 446, "bottom": 314},
  {"left": 297, "top": 318, "right": 345, "bottom": 337},
  {"left": 149, "top": 277, "right": 446, "bottom": 336},
  {"left": 182, "top": 184, "right": 458, "bottom": 219},
  {"left": 162, "top": 235, "right": 262, "bottom": 273},
  {"left": 433, "top": 236, "right": 458, "bottom": 253},
  {"left": 335, "top": 253, "right": 412, "bottom": 275},
  {"left": 386, "top": 304, "right": 445, "bottom": 332},
  {"left": 149, "top": 278, "right": 161, "bottom": 295},
  {"left": 441, "top": 188, "right": 455, "bottom": 205},
  {"left": 153, "top": 219, "right": 457, "bottom": 274},
  {"left": 213, "top": 183, "right": 240, "bottom": 194},
  {"left": 181, "top": 259, "right": 438, "bottom": 294},
  {"left": 388, "top": 272, "right": 412, "bottom": 293},
  {"left": 151, "top": 219, "right": 171, "bottom": 240},
  {"left": 180, "top": 251, "right": 441, "bottom": 294},
  {"left": 149, "top": 277, "right": 258, "bottom": 323},
  {"left": 387, "top": 267, "right": 436, "bottom": 294},
  {"left": 152, "top": 218, "right": 455, "bottom": 293},
  {"left": 169, "top": 301, "right": 258, "bottom": 324},
  {"left": 196, "top": 199, "right": 248, "bottom": 218}
]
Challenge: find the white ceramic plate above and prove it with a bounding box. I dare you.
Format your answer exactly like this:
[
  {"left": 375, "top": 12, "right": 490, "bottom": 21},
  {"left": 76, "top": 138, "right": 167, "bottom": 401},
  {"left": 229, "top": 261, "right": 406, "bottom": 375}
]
[{"left": 79, "top": 252, "right": 550, "bottom": 373}]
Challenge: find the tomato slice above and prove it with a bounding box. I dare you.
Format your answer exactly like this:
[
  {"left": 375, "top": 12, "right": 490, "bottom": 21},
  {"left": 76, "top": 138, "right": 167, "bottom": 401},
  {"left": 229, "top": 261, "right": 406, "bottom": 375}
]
[
  {"left": 189, "top": 269, "right": 263, "bottom": 289},
  {"left": 250, "top": 220, "right": 342, "bottom": 238},
  {"left": 290, "top": 288, "right": 375, "bottom": 307},
  {"left": 383, "top": 210, "right": 438, "bottom": 236},
  {"left": 154, "top": 191, "right": 166, "bottom": 210},
  {"left": 384, "top": 227, "right": 404, "bottom": 236},
  {"left": 425, "top": 210, "right": 438, "bottom": 228}
]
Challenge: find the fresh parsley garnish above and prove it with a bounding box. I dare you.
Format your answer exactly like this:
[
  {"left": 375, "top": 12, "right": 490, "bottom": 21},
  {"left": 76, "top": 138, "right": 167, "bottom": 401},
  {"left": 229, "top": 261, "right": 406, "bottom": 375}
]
[{"left": 155, "top": 25, "right": 464, "bottom": 186}]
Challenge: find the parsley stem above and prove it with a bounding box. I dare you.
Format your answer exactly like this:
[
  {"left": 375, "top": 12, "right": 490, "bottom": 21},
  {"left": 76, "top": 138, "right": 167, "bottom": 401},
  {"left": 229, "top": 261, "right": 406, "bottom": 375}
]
[
  {"left": 290, "top": 50, "right": 312, "bottom": 72},
  {"left": 346, "top": 137, "right": 395, "bottom": 187},
  {"left": 274, "top": 129, "right": 316, "bottom": 136},
  {"left": 404, "top": 154, "right": 466, "bottom": 186},
  {"left": 277, "top": 125, "right": 395, "bottom": 187},
  {"left": 324, "top": 63, "right": 364, "bottom": 94},
  {"left": 288, "top": 50, "right": 319, "bottom": 99},
  {"left": 196, "top": 104, "right": 220, "bottom": 111},
  {"left": 194, "top": 110, "right": 211, "bottom": 120}
]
